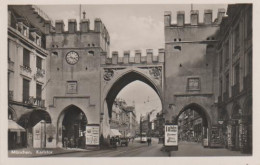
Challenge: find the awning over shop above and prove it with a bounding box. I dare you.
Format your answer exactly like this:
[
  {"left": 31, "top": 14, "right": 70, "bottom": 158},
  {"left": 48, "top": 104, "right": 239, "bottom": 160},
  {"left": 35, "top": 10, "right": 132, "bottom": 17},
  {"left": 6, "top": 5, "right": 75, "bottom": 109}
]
[
  {"left": 110, "top": 129, "right": 122, "bottom": 137},
  {"left": 8, "top": 120, "right": 26, "bottom": 132}
]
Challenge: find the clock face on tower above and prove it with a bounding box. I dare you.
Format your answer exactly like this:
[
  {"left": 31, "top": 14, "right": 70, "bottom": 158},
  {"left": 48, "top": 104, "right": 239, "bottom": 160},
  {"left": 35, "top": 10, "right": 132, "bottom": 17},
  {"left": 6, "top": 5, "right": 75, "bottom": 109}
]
[{"left": 66, "top": 51, "right": 79, "bottom": 65}]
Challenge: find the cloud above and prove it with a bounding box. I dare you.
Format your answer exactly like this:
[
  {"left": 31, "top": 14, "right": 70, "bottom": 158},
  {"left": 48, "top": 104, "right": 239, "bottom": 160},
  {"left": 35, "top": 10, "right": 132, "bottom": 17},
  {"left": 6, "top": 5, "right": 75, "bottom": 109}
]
[{"left": 109, "top": 15, "right": 164, "bottom": 56}]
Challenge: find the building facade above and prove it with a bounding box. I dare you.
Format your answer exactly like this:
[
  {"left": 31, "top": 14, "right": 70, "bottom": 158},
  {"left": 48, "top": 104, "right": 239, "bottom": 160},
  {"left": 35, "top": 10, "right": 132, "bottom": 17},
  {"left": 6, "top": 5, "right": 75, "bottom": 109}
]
[
  {"left": 216, "top": 4, "right": 252, "bottom": 153},
  {"left": 8, "top": 5, "right": 51, "bottom": 149},
  {"left": 163, "top": 8, "right": 225, "bottom": 147},
  {"left": 7, "top": 5, "right": 252, "bottom": 153},
  {"left": 110, "top": 99, "right": 138, "bottom": 138}
]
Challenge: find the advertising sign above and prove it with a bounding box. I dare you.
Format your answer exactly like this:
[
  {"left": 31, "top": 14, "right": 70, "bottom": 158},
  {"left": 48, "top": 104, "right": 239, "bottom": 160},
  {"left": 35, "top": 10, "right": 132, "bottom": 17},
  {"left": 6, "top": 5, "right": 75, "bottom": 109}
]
[
  {"left": 227, "top": 125, "right": 232, "bottom": 147},
  {"left": 165, "top": 125, "right": 178, "bottom": 146},
  {"left": 86, "top": 125, "right": 100, "bottom": 145}
]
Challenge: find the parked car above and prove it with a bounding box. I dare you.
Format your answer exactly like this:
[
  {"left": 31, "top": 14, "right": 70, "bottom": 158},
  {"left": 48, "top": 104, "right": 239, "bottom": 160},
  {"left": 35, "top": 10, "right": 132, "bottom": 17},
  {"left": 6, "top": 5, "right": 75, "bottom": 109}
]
[{"left": 120, "top": 137, "right": 128, "bottom": 146}]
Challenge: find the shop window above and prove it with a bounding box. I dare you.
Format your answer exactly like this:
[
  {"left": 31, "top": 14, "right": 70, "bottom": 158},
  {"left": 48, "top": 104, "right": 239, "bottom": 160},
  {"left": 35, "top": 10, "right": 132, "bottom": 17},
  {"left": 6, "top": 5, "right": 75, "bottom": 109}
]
[
  {"left": 23, "top": 48, "right": 30, "bottom": 68},
  {"left": 187, "top": 77, "right": 200, "bottom": 91}
]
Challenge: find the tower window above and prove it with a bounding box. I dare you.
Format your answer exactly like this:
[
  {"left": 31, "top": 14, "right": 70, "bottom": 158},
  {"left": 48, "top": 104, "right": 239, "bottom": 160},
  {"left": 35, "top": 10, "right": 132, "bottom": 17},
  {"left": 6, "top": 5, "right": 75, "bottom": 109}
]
[
  {"left": 187, "top": 77, "right": 200, "bottom": 91},
  {"left": 174, "top": 46, "right": 181, "bottom": 51}
]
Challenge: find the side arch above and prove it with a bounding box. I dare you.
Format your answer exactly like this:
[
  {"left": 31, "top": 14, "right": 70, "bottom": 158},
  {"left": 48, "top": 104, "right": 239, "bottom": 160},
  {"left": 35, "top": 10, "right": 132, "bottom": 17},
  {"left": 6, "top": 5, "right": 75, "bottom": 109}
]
[
  {"left": 174, "top": 103, "right": 212, "bottom": 127},
  {"left": 56, "top": 104, "right": 88, "bottom": 148}
]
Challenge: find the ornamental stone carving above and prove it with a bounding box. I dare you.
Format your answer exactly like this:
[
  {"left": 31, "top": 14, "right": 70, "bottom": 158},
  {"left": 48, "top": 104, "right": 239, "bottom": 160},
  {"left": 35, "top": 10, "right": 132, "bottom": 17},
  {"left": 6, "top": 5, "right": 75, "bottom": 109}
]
[
  {"left": 103, "top": 68, "right": 114, "bottom": 81},
  {"left": 149, "top": 67, "right": 161, "bottom": 79}
]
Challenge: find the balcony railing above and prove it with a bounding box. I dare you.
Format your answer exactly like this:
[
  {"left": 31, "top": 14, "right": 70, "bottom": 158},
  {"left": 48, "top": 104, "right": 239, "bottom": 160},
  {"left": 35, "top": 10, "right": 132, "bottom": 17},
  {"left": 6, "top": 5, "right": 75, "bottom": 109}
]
[
  {"left": 232, "top": 83, "right": 239, "bottom": 97},
  {"left": 243, "top": 74, "right": 252, "bottom": 90},
  {"left": 8, "top": 60, "right": 14, "bottom": 71},
  {"left": 223, "top": 92, "right": 229, "bottom": 101},
  {"left": 24, "top": 97, "right": 45, "bottom": 108},
  {"left": 20, "top": 65, "right": 32, "bottom": 77},
  {"left": 34, "top": 68, "right": 45, "bottom": 82},
  {"left": 8, "top": 90, "right": 13, "bottom": 100}
]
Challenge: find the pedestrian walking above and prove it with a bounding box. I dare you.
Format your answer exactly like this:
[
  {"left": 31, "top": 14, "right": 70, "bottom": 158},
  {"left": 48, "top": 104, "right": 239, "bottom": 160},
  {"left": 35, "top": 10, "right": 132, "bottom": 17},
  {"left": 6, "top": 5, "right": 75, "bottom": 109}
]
[{"left": 147, "top": 137, "right": 151, "bottom": 146}]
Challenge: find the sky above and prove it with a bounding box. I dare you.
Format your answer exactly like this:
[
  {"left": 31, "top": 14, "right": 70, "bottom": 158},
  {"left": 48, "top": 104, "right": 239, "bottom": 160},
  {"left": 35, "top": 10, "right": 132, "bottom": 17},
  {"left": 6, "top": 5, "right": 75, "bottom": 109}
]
[
  {"left": 38, "top": 4, "right": 227, "bottom": 122},
  {"left": 39, "top": 4, "right": 227, "bottom": 55}
]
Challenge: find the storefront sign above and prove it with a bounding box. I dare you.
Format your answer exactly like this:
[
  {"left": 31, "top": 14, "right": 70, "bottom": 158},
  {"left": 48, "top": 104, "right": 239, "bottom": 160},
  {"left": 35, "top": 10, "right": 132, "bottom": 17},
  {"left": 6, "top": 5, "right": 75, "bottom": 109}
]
[
  {"left": 85, "top": 125, "right": 99, "bottom": 145},
  {"left": 165, "top": 125, "right": 178, "bottom": 146}
]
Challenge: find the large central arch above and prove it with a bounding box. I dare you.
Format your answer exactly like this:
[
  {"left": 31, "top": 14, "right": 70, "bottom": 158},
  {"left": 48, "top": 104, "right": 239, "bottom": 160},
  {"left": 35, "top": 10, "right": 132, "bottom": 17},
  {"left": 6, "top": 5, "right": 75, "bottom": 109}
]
[{"left": 104, "top": 70, "right": 162, "bottom": 118}]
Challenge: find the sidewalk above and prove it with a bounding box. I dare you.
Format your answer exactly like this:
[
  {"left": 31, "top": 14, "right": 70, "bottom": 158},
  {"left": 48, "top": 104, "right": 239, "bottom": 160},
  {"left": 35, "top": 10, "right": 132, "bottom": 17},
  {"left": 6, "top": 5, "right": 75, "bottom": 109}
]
[{"left": 8, "top": 147, "right": 90, "bottom": 157}]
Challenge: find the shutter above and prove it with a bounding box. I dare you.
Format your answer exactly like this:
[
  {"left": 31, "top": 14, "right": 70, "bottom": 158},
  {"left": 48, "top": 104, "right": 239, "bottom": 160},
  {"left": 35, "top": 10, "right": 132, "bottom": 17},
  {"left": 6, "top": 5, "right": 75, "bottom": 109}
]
[{"left": 23, "top": 79, "right": 30, "bottom": 102}]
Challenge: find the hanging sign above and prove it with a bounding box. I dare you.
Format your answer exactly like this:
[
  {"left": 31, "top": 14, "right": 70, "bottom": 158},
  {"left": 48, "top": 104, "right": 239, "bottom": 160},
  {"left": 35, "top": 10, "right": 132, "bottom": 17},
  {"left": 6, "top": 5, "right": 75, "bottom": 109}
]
[{"left": 85, "top": 125, "right": 100, "bottom": 145}]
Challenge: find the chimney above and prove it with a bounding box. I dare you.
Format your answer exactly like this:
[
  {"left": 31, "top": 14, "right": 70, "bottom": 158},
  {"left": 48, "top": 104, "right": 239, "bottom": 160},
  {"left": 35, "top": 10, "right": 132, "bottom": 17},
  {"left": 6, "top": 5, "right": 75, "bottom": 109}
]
[
  {"left": 55, "top": 20, "right": 64, "bottom": 33},
  {"left": 190, "top": 10, "right": 199, "bottom": 26},
  {"left": 45, "top": 20, "right": 51, "bottom": 34},
  {"left": 68, "top": 19, "right": 77, "bottom": 33},
  {"left": 94, "top": 18, "right": 102, "bottom": 32},
  {"left": 204, "top": 9, "right": 213, "bottom": 25},
  {"left": 177, "top": 11, "right": 185, "bottom": 26},
  {"left": 80, "top": 19, "right": 90, "bottom": 32},
  {"left": 164, "top": 11, "right": 172, "bottom": 27},
  {"left": 217, "top": 8, "right": 226, "bottom": 24}
]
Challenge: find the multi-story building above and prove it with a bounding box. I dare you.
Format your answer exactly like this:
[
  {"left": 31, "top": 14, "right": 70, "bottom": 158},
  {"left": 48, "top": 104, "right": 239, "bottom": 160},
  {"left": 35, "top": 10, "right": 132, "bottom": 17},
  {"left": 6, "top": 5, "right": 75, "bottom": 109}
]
[
  {"left": 110, "top": 99, "right": 138, "bottom": 138},
  {"left": 125, "top": 106, "right": 138, "bottom": 137},
  {"left": 8, "top": 5, "right": 52, "bottom": 149},
  {"left": 216, "top": 4, "right": 252, "bottom": 153},
  {"left": 153, "top": 111, "right": 165, "bottom": 137}
]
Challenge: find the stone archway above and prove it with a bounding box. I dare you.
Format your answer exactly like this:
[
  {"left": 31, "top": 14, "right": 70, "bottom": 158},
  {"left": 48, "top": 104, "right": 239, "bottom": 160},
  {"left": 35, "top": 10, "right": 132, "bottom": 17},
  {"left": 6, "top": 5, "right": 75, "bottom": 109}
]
[
  {"left": 101, "top": 69, "right": 163, "bottom": 138},
  {"left": 105, "top": 70, "right": 162, "bottom": 118},
  {"left": 17, "top": 110, "right": 52, "bottom": 148},
  {"left": 174, "top": 103, "right": 211, "bottom": 146},
  {"left": 57, "top": 105, "right": 88, "bottom": 148},
  {"left": 8, "top": 105, "right": 17, "bottom": 121}
]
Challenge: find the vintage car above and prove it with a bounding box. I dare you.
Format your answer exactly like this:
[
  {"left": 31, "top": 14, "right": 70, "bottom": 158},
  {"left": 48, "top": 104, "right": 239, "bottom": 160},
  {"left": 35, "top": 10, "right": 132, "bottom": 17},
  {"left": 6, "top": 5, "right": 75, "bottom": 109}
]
[{"left": 120, "top": 137, "right": 129, "bottom": 146}]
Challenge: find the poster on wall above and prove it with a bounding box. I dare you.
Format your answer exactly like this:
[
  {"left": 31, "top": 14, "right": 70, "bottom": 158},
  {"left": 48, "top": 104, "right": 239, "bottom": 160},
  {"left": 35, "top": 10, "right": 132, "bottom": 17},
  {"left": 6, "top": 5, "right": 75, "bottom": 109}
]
[
  {"left": 85, "top": 125, "right": 100, "bottom": 145},
  {"left": 165, "top": 125, "right": 178, "bottom": 146},
  {"left": 227, "top": 125, "right": 232, "bottom": 147}
]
